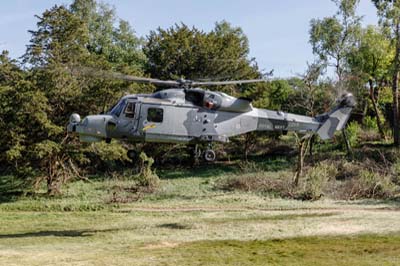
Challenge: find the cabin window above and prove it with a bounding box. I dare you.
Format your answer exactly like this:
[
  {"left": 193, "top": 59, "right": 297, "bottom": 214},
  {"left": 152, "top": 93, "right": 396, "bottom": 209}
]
[
  {"left": 147, "top": 108, "right": 164, "bottom": 123},
  {"left": 124, "top": 102, "right": 136, "bottom": 118}
]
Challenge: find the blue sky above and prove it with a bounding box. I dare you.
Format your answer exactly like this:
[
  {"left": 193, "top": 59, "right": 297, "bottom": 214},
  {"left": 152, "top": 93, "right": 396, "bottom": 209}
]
[{"left": 0, "top": 0, "right": 378, "bottom": 77}]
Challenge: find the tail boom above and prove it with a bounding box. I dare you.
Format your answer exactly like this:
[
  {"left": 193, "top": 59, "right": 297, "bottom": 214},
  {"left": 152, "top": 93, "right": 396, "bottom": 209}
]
[{"left": 253, "top": 93, "right": 355, "bottom": 139}]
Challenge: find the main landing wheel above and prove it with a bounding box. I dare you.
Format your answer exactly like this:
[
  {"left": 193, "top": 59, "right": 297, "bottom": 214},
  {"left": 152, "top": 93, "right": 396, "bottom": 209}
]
[{"left": 203, "top": 149, "right": 216, "bottom": 162}]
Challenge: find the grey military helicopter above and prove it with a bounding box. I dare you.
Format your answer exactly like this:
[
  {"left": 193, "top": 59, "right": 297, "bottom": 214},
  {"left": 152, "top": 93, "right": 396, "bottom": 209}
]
[{"left": 67, "top": 73, "right": 355, "bottom": 162}]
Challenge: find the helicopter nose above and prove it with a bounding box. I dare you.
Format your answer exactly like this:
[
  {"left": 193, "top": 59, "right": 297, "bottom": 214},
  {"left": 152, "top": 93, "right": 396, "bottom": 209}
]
[
  {"left": 67, "top": 113, "right": 81, "bottom": 133},
  {"left": 68, "top": 114, "right": 112, "bottom": 142}
]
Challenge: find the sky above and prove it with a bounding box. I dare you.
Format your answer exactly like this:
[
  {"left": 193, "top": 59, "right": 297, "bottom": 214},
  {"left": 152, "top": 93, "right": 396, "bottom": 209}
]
[{"left": 0, "top": 0, "right": 378, "bottom": 78}]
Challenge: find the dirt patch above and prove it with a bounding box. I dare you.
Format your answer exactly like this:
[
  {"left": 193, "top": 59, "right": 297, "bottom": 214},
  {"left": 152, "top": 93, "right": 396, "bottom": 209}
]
[{"left": 141, "top": 241, "right": 180, "bottom": 250}]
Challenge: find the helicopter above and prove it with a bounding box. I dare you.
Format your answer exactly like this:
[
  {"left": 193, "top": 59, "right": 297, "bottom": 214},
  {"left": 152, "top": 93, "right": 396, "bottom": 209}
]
[{"left": 67, "top": 74, "right": 355, "bottom": 162}]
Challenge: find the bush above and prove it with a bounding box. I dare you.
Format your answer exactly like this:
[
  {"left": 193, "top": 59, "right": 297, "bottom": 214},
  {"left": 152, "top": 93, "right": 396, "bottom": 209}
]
[
  {"left": 358, "top": 129, "right": 382, "bottom": 142},
  {"left": 105, "top": 152, "right": 160, "bottom": 203},
  {"left": 215, "top": 155, "right": 400, "bottom": 201},
  {"left": 363, "top": 116, "right": 379, "bottom": 131},
  {"left": 340, "top": 170, "right": 397, "bottom": 200},
  {"left": 346, "top": 121, "right": 361, "bottom": 147},
  {"left": 214, "top": 172, "right": 294, "bottom": 198},
  {"left": 297, "top": 162, "right": 338, "bottom": 200},
  {"left": 136, "top": 152, "right": 160, "bottom": 190}
]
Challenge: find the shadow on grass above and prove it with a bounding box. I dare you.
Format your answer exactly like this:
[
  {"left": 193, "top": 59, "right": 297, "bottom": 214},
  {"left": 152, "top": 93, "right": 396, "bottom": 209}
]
[
  {"left": 0, "top": 228, "right": 124, "bottom": 239},
  {"left": 247, "top": 155, "right": 293, "bottom": 172},
  {"left": 158, "top": 163, "right": 237, "bottom": 179},
  {"left": 157, "top": 223, "right": 192, "bottom": 230},
  {"left": 0, "top": 192, "right": 23, "bottom": 204},
  {"left": 205, "top": 212, "right": 339, "bottom": 224},
  {"left": 0, "top": 175, "right": 26, "bottom": 203}
]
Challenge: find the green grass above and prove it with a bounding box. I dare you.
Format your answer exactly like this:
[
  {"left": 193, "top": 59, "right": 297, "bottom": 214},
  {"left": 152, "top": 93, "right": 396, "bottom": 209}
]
[
  {"left": 1, "top": 154, "right": 400, "bottom": 265},
  {"left": 150, "top": 235, "right": 400, "bottom": 266}
]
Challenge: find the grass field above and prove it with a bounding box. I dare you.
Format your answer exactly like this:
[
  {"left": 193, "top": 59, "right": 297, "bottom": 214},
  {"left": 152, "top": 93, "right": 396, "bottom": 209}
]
[{"left": 1, "top": 161, "right": 400, "bottom": 265}]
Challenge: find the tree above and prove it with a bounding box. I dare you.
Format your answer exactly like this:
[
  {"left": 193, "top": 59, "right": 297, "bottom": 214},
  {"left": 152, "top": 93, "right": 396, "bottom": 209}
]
[
  {"left": 309, "top": 0, "right": 362, "bottom": 154},
  {"left": 309, "top": 0, "right": 361, "bottom": 81},
  {"left": 21, "top": 6, "right": 90, "bottom": 193},
  {"left": 70, "top": 0, "right": 146, "bottom": 69},
  {"left": 347, "top": 25, "right": 393, "bottom": 138},
  {"left": 0, "top": 51, "right": 62, "bottom": 188},
  {"left": 372, "top": 0, "right": 400, "bottom": 146},
  {"left": 70, "top": 0, "right": 148, "bottom": 112},
  {"left": 287, "top": 63, "right": 333, "bottom": 185},
  {"left": 144, "top": 21, "right": 260, "bottom": 91},
  {"left": 20, "top": 3, "right": 146, "bottom": 194},
  {"left": 286, "top": 62, "right": 333, "bottom": 117}
]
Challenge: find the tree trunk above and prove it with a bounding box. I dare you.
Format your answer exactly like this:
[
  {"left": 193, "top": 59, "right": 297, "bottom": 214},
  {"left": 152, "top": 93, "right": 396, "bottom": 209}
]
[
  {"left": 309, "top": 134, "right": 315, "bottom": 157},
  {"left": 369, "top": 79, "right": 386, "bottom": 139},
  {"left": 342, "top": 128, "right": 352, "bottom": 156},
  {"left": 293, "top": 135, "right": 310, "bottom": 187},
  {"left": 392, "top": 71, "right": 399, "bottom": 146},
  {"left": 392, "top": 23, "right": 400, "bottom": 147}
]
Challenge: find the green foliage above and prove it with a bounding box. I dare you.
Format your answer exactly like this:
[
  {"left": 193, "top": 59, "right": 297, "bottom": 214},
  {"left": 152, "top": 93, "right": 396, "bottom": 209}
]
[
  {"left": 136, "top": 152, "right": 159, "bottom": 189},
  {"left": 309, "top": 0, "right": 361, "bottom": 79},
  {"left": 285, "top": 63, "right": 335, "bottom": 116},
  {"left": 347, "top": 25, "right": 393, "bottom": 82},
  {"left": 244, "top": 79, "right": 293, "bottom": 110},
  {"left": 346, "top": 121, "right": 361, "bottom": 147},
  {"left": 299, "top": 162, "right": 338, "bottom": 200},
  {"left": 1, "top": 1, "right": 146, "bottom": 194},
  {"left": 0, "top": 53, "right": 61, "bottom": 169},
  {"left": 373, "top": 0, "right": 400, "bottom": 31},
  {"left": 347, "top": 170, "right": 396, "bottom": 199},
  {"left": 144, "top": 21, "right": 260, "bottom": 91},
  {"left": 310, "top": 17, "right": 344, "bottom": 62},
  {"left": 71, "top": 0, "right": 146, "bottom": 68},
  {"left": 2, "top": 0, "right": 399, "bottom": 199},
  {"left": 363, "top": 116, "right": 378, "bottom": 130},
  {"left": 91, "top": 143, "right": 124, "bottom": 163}
]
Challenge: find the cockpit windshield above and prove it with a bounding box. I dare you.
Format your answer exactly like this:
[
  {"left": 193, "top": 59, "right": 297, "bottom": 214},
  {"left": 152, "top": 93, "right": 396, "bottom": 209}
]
[{"left": 108, "top": 99, "right": 126, "bottom": 117}]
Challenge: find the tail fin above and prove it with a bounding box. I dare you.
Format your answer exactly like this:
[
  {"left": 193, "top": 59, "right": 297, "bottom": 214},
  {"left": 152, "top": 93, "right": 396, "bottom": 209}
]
[{"left": 316, "top": 93, "right": 356, "bottom": 140}]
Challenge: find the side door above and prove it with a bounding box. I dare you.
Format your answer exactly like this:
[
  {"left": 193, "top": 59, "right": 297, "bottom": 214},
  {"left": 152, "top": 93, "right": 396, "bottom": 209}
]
[
  {"left": 139, "top": 104, "right": 166, "bottom": 141},
  {"left": 117, "top": 100, "right": 140, "bottom": 138}
]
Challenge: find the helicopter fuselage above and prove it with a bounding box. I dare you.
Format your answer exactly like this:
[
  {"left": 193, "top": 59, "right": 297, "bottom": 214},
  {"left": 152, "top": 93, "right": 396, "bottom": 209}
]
[{"left": 67, "top": 88, "right": 355, "bottom": 145}]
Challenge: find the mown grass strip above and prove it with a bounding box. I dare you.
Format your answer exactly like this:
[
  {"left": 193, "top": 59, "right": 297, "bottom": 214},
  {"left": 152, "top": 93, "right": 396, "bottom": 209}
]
[{"left": 142, "top": 234, "right": 400, "bottom": 266}]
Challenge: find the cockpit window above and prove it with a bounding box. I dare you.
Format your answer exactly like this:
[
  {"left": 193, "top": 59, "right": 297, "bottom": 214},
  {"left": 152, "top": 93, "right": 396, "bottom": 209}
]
[
  {"left": 185, "top": 90, "right": 204, "bottom": 106},
  {"left": 124, "top": 102, "right": 136, "bottom": 118},
  {"left": 109, "top": 99, "right": 126, "bottom": 117}
]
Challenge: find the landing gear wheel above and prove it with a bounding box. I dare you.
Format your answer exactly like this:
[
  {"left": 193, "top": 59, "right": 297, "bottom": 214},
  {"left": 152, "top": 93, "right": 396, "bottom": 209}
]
[
  {"left": 127, "top": 150, "right": 138, "bottom": 161},
  {"left": 203, "top": 149, "right": 216, "bottom": 162}
]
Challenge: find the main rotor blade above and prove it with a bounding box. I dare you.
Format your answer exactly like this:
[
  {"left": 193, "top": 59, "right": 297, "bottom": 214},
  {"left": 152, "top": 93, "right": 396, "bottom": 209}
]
[
  {"left": 71, "top": 66, "right": 267, "bottom": 87},
  {"left": 191, "top": 79, "right": 267, "bottom": 86},
  {"left": 73, "top": 67, "right": 181, "bottom": 86},
  {"left": 112, "top": 73, "right": 180, "bottom": 86}
]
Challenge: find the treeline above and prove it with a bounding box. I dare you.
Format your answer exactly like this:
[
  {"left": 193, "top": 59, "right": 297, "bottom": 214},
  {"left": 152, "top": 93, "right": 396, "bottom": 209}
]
[{"left": 0, "top": 0, "right": 399, "bottom": 194}]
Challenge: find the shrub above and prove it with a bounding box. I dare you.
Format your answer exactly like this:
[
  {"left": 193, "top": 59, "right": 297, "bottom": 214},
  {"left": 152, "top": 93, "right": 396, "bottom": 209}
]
[
  {"left": 346, "top": 121, "right": 361, "bottom": 147},
  {"left": 340, "top": 170, "right": 397, "bottom": 200},
  {"left": 363, "top": 116, "right": 379, "bottom": 131},
  {"left": 297, "top": 162, "right": 338, "bottom": 200},
  {"left": 136, "top": 152, "right": 160, "bottom": 190},
  {"left": 215, "top": 155, "right": 399, "bottom": 201},
  {"left": 214, "top": 172, "right": 294, "bottom": 198}
]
